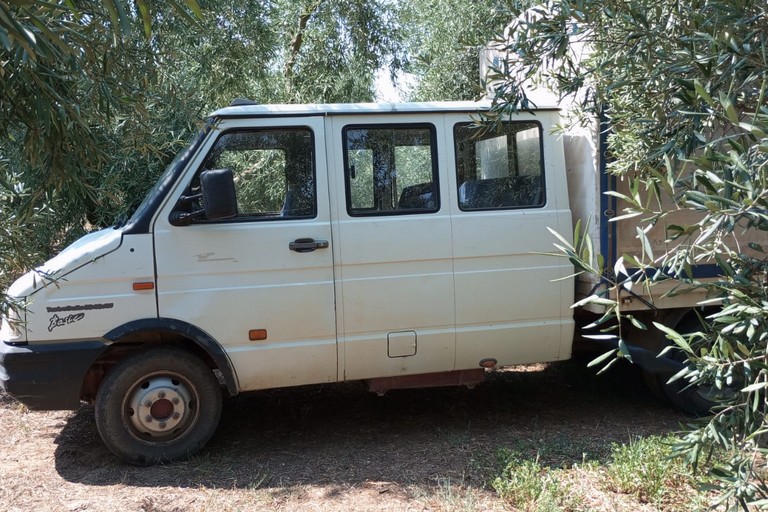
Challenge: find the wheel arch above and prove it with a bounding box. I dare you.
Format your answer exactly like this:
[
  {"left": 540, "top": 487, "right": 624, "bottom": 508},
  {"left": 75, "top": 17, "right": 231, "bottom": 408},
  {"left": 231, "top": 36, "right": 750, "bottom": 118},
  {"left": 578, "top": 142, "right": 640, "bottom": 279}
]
[
  {"left": 608, "top": 306, "right": 714, "bottom": 376},
  {"left": 629, "top": 307, "right": 691, "bottom": 352},
  {"left": 632, "top": 306, "right": 718, "bottom": 351},
  {"left": 82, "top": 318, "right": 239, "bottom": 401}
]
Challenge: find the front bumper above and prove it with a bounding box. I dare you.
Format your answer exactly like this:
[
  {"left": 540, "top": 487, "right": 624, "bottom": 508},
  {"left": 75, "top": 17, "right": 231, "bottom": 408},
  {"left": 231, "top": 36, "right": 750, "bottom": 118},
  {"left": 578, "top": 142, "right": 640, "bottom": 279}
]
[{"left": 0, "top": 339, "right": 108, "bottom": 410}]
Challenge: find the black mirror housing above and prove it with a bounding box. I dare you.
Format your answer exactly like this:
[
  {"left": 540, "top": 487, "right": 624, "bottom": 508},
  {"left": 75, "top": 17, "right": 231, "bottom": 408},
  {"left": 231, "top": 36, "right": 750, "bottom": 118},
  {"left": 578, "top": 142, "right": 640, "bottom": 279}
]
[{"left": 201, "top": 169, "right": 237, "bottom": 220}]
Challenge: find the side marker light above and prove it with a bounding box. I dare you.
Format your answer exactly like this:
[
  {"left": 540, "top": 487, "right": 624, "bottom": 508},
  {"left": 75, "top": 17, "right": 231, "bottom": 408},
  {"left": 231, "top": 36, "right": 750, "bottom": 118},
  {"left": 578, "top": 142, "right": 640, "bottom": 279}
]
[{"left": 249, "top": 329, "right": 268, "bottom": 341}]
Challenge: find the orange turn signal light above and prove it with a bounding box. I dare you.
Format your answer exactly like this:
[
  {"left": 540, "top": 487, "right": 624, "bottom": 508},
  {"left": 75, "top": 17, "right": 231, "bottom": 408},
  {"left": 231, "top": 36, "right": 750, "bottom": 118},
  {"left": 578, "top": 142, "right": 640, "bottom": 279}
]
[
  {"left": 132, "top": 282, "right": 155, "bottom": 291},
  {"left": 248, "top": 329, "right": 268, "bottom": 341}
]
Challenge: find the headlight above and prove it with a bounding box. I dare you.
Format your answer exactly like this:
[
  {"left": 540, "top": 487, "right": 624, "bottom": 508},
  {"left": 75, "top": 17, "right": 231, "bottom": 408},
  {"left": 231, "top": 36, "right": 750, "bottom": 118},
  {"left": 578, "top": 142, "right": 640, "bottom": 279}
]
[{"left": 1, "top": 306, "right": 25, "bottom": 345}]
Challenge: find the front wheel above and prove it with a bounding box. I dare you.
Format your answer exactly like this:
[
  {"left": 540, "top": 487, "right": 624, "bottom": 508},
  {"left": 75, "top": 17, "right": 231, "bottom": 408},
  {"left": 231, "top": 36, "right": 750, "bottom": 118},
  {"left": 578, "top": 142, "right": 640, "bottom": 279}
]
[{"left": 95, "top": 346, "right": 223, "bottom": 466}]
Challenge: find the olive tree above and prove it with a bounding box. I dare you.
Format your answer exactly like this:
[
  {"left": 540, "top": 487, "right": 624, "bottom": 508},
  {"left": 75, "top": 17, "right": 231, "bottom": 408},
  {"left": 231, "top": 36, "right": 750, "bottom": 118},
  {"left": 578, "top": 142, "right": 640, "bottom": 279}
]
[
  {"left": 277, "top": 0, "right": 405, "bottom": 103},
  {"left": 489, "top": 0, "right": 768, "bottom": 508},
  {"left": 0, "top": 1, "right": 203, "bottom": 317},
  {"left": 400, "top": 0, "right": 518, "bottom": 101},
  {"left": 0, "top": 0, "right": 407, "bottom": 308}
]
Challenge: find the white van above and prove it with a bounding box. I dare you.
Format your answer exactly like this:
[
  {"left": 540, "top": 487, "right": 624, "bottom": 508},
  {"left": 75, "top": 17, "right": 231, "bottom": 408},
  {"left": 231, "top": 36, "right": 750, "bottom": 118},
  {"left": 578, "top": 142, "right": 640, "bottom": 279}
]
[{"left": 0, "top": 100, "right": 678, "bottom": 464}]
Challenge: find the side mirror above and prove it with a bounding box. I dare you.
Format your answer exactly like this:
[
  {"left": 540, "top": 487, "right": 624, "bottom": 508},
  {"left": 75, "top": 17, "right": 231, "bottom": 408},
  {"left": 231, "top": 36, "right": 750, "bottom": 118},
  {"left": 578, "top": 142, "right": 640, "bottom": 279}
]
[
  {"left": 200, "top": 169, "right": 237, "bottom": 220},
  {"left": 169, "top": 169, "right": 238, "bottom": 226}
]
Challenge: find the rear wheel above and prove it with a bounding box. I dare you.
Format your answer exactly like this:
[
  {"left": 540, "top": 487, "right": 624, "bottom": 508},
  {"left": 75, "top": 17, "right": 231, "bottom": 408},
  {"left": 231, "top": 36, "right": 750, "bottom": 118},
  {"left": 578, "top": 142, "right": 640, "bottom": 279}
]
[
  {"left": 95, "top": 346, "right": 222, "bottom": 465},
  {"left": 643, "top": 314, "right": 729, "bottom": 416}
]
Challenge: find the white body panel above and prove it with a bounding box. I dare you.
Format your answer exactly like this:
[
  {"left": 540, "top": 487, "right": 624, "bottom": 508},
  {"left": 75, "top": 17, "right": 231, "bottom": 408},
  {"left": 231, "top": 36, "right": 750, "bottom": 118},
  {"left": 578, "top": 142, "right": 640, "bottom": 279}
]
[
  {"left": 445, "top": 111, "right": 574, "bottom": 366},
  {"left": 328, "top": 114, "right": 457, "bottom": 380},
  {"left": 7, "top": 101, "right": 578, "bottom": 394},
  {"left": 152, "top": 116, "right": 338, "bottom": 391},
  {"left": 18, "top": 232, "right": 157, "bottom": 343}
]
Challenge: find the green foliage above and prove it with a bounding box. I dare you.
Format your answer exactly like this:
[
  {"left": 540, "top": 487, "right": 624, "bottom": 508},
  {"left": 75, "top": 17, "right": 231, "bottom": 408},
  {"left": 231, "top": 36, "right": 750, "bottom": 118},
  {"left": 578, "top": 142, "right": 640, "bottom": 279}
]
[
  {"left": 492, "top": 448, "right": 582, "bottom": 511},
  {"left": 222, "top": 149, "right": 287, "bottom": 214},
  {"left": 606, "top": 436, "right": 688, "bottom": 505},
  {"left": 0, "top": 0, "right": 407, "bottom": 301},
  {"left": 491, "top": 0, "right": 768, "bottom": 508},
  {"left": 401, "top": 0, "right": 519, "bottom": 101},
  {"left": 278, "top": 0, "right": 405, "bottom": 103},
  {"left": 0, "top": 0, "right": 499, "bottom": 307},
  {"left": 0, "top": 0, "right": 201, "bottom": 210},
  {"left": 0, "top": 1, "right": 204, "bottom": 286},
  {"left": 492, "top": 435, "right": 712, "bottom": 510}
]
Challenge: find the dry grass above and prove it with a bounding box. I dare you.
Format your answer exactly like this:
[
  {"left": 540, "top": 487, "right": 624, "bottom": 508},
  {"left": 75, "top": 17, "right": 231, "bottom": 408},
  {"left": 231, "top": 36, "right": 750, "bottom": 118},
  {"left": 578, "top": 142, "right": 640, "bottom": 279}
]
[{"left": 0, "top": 356, "right": 697, "bottom": 511}]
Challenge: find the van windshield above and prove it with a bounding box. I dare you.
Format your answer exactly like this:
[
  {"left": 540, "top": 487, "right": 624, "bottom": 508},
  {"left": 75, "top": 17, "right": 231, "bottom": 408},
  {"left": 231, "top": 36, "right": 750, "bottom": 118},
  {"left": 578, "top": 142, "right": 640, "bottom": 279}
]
[{"left": 121, "top": 126, "right": 209, "bottom": 231}]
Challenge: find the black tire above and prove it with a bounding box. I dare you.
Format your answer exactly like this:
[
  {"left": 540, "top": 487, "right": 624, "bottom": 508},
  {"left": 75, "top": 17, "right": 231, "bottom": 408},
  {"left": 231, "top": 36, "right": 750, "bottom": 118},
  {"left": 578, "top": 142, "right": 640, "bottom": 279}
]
[
  {"left": 644, "top": 314, "right": 729, "bottom": 416},
  {"left": 642, "top": 368, "right": 668, "bottom": 404},
  {"left": 658, "top": 366, "right": 727, "bottom": 416},
  {"left": 95, "top": 346, "right": 222, "bottom": 466}
]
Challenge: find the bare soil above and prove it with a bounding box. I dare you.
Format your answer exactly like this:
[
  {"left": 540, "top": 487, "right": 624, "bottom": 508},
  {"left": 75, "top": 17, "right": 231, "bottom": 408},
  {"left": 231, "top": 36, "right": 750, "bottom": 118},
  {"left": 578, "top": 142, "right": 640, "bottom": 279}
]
[{"left": 0, "top": 355, "right": 688, "bottom": 511}]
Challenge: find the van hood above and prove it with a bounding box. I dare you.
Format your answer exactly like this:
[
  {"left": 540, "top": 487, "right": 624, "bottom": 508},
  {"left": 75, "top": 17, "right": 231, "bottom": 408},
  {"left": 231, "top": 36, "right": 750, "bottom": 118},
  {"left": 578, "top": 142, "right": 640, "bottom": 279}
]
[{"left": 8, "top": 227, "right": 123, "bottom": 298}]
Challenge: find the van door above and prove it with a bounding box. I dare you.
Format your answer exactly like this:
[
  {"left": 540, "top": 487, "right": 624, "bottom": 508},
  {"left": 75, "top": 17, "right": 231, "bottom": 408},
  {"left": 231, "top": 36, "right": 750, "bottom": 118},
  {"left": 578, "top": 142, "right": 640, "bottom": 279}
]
[
  {"left": 328, "top": 115, "right": 456, "bottom": 380},
  {"left": 153, "top": 116, "right": 337, "bottom": 391},
  {"left": 448, "top": 112, "right": 574, "bottom": 368}
]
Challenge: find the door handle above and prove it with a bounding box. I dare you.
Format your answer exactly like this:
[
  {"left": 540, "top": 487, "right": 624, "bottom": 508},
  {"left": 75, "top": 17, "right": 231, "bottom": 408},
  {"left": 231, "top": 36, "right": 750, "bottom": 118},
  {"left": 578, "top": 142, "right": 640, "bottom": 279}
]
[{"left": 289, "top": 238, "right": 329, "bottom": 253}]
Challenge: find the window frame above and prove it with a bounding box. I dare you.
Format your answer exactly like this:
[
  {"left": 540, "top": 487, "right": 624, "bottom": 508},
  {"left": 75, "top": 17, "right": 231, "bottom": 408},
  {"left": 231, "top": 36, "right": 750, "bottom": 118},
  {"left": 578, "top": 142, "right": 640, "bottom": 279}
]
[
  {"left": 342, "top": 123, "right": 441, "bottom": 217},
  {"left": 453, "top": 121, "right": 547, "bottom": 212},
  {"left": 183, "top": 125, "right": 318, "bottom": 224}
]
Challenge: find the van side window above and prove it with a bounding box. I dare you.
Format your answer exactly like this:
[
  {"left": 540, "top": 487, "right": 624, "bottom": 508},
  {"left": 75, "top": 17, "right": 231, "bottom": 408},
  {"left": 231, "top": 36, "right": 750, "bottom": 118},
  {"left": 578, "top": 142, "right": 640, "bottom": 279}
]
[
  {"left": 454, "top": 122, "right": 545, "bottom": 210},
  {"left": 192, "top": 127, "right": 316, "bottom": 220},
  {"left": 343, "top": 124, "right": 439, "bottom": 216}
]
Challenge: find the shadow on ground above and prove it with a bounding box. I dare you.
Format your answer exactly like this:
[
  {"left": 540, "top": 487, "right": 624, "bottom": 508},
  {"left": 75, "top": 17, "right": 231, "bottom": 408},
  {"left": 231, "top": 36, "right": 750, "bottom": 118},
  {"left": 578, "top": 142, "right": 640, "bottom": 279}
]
[{"left": 53, "top": 355, "right": 684, "bottom": 491}]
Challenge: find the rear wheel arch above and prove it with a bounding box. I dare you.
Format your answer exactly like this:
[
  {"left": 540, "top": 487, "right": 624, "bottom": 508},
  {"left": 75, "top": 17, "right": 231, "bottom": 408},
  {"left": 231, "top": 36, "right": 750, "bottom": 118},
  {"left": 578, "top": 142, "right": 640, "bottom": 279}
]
[
  {"left": 81, "top": 318, "right": 239, "bottom": 401},
  {"left": 634, "top": 306, "right": 716, "bottom": 352},
  {"left": 626, "top": 308, "right": 691, "bottom": 352}
]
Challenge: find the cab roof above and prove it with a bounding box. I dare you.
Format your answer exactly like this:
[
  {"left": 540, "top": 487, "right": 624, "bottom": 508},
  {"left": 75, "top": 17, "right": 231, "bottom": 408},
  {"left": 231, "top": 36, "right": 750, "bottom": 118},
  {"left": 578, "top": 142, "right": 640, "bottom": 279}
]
[{"left": 210, "top": 100, "right": 561, "bottom": 119}]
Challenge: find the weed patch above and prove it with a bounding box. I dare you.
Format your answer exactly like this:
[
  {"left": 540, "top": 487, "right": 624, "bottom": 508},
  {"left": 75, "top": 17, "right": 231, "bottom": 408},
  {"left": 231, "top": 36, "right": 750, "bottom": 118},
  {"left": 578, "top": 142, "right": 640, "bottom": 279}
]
[
  {"left": 604, "top": 435, "right": 693, "bottom": 506},
  {"left": 492, "top": 448, "right": 583, "bottom": 511},
  {"left": 490, "top": 434, "right": 713, "bottom": 511}
]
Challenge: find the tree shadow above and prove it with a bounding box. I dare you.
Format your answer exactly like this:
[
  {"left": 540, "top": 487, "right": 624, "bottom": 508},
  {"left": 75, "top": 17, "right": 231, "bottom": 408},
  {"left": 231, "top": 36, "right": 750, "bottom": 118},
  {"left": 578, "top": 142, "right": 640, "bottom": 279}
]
[{"left": 53, "top": 355, "right": 683, "bottom": 491}]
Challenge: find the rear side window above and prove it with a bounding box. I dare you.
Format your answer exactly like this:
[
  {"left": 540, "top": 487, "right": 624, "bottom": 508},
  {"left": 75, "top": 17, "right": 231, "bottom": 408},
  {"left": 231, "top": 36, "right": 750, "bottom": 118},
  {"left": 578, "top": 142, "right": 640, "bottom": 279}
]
[
  {"left": 454, "top": 122, "right": 545, "bottom": 210},
  {"left": 343, "top": 124, "right": 439, "bottom": 216}
]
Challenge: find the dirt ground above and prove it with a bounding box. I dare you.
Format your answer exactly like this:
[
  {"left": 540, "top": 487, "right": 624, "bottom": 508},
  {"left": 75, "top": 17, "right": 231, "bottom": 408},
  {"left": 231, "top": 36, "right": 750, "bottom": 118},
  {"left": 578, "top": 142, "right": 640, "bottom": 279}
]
[{"left": 0, "top": 355, "right": 687, "bottom": 511}]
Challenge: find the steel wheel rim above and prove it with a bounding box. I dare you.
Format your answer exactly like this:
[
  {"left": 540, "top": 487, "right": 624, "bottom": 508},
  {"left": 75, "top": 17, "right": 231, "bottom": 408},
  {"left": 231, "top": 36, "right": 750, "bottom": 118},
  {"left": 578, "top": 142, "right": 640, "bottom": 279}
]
[{"left": 121, "top": 371, "right": 201, "bottom": 444}]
